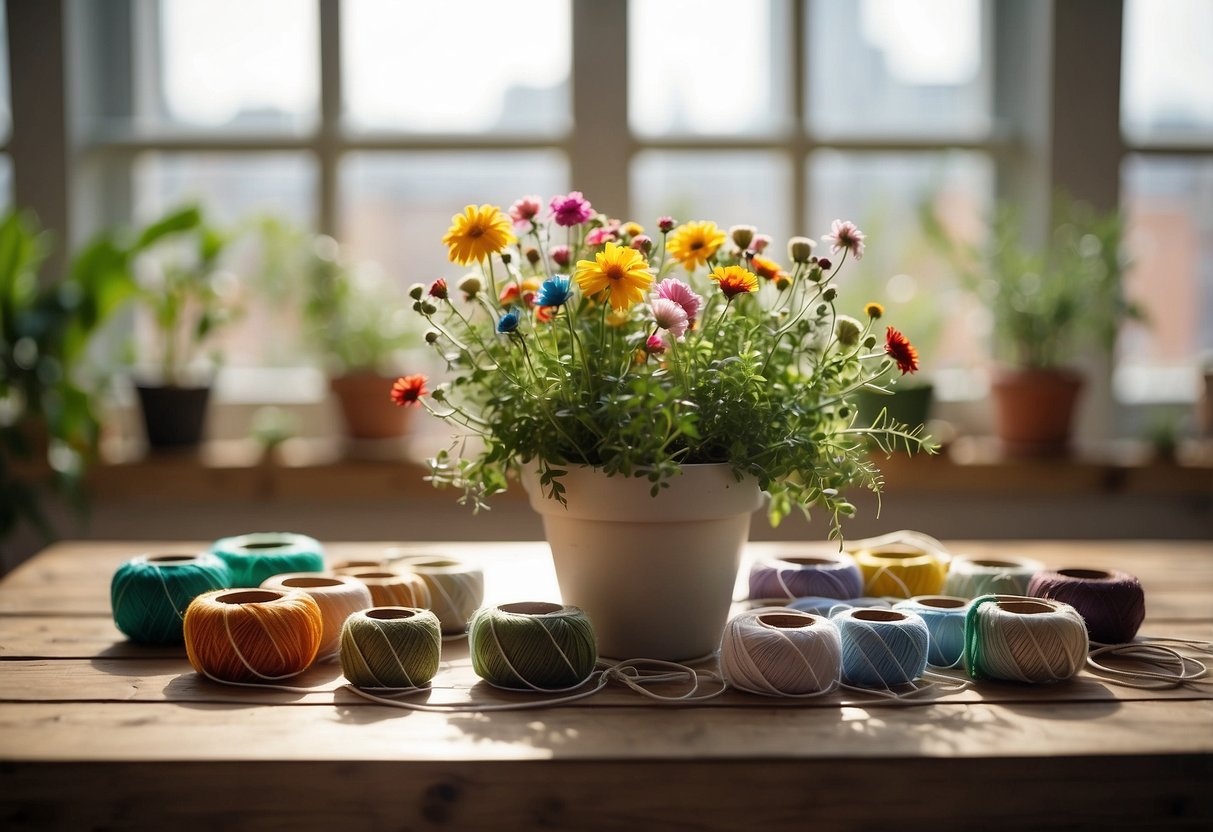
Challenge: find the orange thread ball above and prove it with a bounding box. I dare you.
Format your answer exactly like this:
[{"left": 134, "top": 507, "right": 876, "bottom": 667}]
[{"left": 184, "top": 588, "right": 323, "bottom": 683}]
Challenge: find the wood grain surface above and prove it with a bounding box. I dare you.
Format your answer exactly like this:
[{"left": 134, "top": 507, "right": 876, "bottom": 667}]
[{"left": 1, "top": 538, "right": 1210, "bottom": 831}]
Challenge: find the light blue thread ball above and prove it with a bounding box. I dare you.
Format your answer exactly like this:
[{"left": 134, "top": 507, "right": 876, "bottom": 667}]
[
  {"left": 836, "top": 608, "right": 929, "bottom": 688},
  {"left": 894, "top": 596, "right": 969, "bottom": 668}
]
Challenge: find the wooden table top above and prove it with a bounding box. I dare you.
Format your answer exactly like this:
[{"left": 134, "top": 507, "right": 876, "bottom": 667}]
[{"left": 2, "top": 539, "right": 1211, "bottom": 831}]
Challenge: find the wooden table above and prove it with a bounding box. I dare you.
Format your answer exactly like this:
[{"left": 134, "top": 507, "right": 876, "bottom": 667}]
[{"left": 2, "top": 539, "right": 1211, "bottom": 830}]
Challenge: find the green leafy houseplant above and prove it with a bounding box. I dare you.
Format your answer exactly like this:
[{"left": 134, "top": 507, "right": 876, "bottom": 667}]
[
  {"left": 924, "top": 195, "right": 1143, "bottom": 454},
  {"left": 254, "top": 219, "right": 417, "bottom": 440},
  {"left": 0, "top": 211, "right": 127, "bottom": 544},
  {"left": 394, "top": 194, "right": 933, "bottom": 537}
]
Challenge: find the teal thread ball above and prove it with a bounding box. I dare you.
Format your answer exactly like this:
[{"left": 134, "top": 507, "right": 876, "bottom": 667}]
[
  {"left": 111, "top": 553, "right": 232, "bottom": 645},
  {"left": 210, "top": 532, "right": 325, "bottom": 587}
]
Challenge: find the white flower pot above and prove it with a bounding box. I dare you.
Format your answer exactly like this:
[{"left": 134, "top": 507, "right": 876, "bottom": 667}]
[{"left": 521, "top": 463, "right": 764, "bottom": 661}]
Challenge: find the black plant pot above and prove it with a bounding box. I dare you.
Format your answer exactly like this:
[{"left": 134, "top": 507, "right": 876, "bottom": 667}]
[
  {"left": 135, "top": 384, "right": 211, "bottom": 450},
  {"left": 853, "top": 383, "right": 934, "bottom": 449}
]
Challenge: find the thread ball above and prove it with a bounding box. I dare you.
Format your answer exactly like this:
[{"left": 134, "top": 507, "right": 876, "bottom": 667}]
[
  {"left": 468, "top": 602, "right": 597, "bottom": 691},
  {"left": 111, "top": 552, "right": 232, "bottom": 645},
  {"left": 1027, "top": 568, "right": 1146, "bottom": 645},
  {"left": 184, "top": 587, "right": 323, "bottom": 683},
  {"left": 721, "top": 609, "right": 842, "bottom": 696},
  {"left": 836, "top": 607, "right": 930, "bottom": 688},
  {"left": 340, "top": 606, "right": 442, "bottom": 689}
]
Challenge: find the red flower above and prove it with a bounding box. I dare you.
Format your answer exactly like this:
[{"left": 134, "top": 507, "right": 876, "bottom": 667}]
[
  {"left": 391, "top": 375, "right": 428, "bottom": 407},
  {"left": 884, "top": 327, "right": 919, "bottom": 375},
  {"left": 428, "top": 279, "right": 448, "bottom": 300}
]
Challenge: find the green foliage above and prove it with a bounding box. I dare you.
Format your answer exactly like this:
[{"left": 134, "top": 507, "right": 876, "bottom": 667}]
[
  {"left": 74, "top": 204, "right": 239, "bottom": 385},
  {"left": 252, "top": 218, "right": 415, "bottom": 374},
  {"left": 418, "top": 209, "right": 933, "bottom": 538},
  {"left": 924, "top": 194, "right": 1144, "bottom": 370}
]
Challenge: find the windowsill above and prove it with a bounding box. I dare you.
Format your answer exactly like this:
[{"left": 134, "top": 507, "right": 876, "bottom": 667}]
[{"left": 85, "top": 435, "right": 1213, "bottom": 503}]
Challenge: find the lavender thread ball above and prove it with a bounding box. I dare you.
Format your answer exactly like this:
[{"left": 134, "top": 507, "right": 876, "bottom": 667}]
[{"left": 1027, "top": 568, "right": 1146, "bottom": 645}]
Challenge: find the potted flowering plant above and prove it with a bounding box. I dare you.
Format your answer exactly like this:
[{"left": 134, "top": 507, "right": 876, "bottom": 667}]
[{"left": 394, "top": 192, "right": 930, "bottom": 659}]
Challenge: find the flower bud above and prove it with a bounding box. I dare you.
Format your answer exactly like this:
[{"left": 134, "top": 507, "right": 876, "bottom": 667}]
[
  {"left": 817, "top": 257, "right": 832, "bottom": 271},
  {"left": 551, "top": 245, "right": 571, "bottom": 268},
  {"left": 808, "top": 266, "right": 824, "bottom": 283},
  {"left": 834, "top": 315, "right": 861, "bottom": 348},
  {"left": 424, "top": 329, "right": 440, "bottom": 344},
  {"left": 525, "top": 247, "right": 541, "bottom": 266},
  {"left": 622, "top": 221, "right": 644, "bottom": 238},
  {"left": 864, "top": 302, "right": 884, "bottom": 320},
  {"left": 408, "top": 283, "right": 425, "bottom": 301},
  {"left": 730, "top": 225, "right": 756, "bottom": 251},
  {"left": 751, "top": 234, "right": 772, "bottom": 254},
  {"left": 430, "top": 387, "right": 446, "bottom": 403},
  {"left": 657, "top": 216, "right": 677, "bottom": 233},
  {"left": 631, "top": 235, "right": 653, "bottom": 253},
  {"left": 458, "top": 274, "right": 482, "bottom": 298},
  {"left": 788, "top": 236, "right": 816, "bottom": 264},
  {"left": 823, "top": 286, "right": 837, "bottom": 302},
  {"left": 774, "top": 275, "right": 792, "bottom": 291},
  {"left": 864, "top": 335, "right": 877, "bottom": 349},
  {"left": 421, "top": 301, "right": 438, "bottom": 315},
  {"left": 428, "top": 278, "right": 448, "bottom": 300},
  {"left": 500, "top": 252, "right": 512, "bottom": 265}
]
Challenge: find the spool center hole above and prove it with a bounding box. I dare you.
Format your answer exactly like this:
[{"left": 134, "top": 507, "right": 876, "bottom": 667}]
[
  {"left": 917, "top": 597, "right": 966, "bottom": 609},
  {"left": 758, "top": 613, "right": 815, "bottom": 630},
  {"left": 148, "top": 555, "right": 196, "bottom": 564},
  {"left": 332, "top": 560, "right": 382, "bottom": 570},
  {"left": 781, "top": 557, "right": 834, "bottom": 567},
  {"left": 970, "top": 559, "right": 1021, "bottom": 569},
  {"left": 499, "top": 602, "right": 563, "bottom": 616},
  {"left": 866, "top": 546, "right": 925, "bottom": 561},
  {"left": 351, "top": 572, "right": 397, "bottom": 579},
  {"left": 366, "top": 608, "right": 417, "bottom": 621},
  {"left": 242, "top": 541, "right": 291, "bottom": 550},
  {"left": 216, "top": 589, "right": 282, "bottom": 605},
  {"left": 409, "top": 558, "right": 457, "bottom": 569},
  {"left": 281, "top": 577, "right": 344, "bottom": 589},
  {"left": 852, "top": 609, "right": 907, "bottom": 622},
  {"left": 1058, "top": 568, "right": 1111, "bottom": 580},
  {"left": 997, "top": 599, "right": 1054, "bottom": 615}
]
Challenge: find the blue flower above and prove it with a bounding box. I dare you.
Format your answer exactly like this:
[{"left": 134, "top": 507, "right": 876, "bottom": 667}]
[
  {"left": 497, "top": 311, "right": 520, "bottom": 334},
  {"left": 535, "top": 275, "right": 572, "bottom": 307}
]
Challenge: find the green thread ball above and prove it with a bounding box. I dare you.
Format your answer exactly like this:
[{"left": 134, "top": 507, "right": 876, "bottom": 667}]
[
  {"left": 210, "top": 532, "right": 325, "bottom": 587},
  {"left": 111, "top": 553, "right": 232, "bottom": 645},
  {"left": 469, "top": 602, "right": 597, "bottom": 690},
  {"left": 340, "top": 607, "right": 442, "bottom": 688}
]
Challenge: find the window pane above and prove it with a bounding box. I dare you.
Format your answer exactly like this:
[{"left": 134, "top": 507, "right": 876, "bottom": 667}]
[
  {"left": 808, "top": 151, "right": 995, "bottom": 383},
  {"left": 157, "top": 0, "right": 318, "bottom": 131},
  {"left": 133, "top": 153, "right": 318, "bottom": 368},
  {"left": 340, "top": 151, "right": 570, "bottom": 287},
  {"left": 807, "top": 0, "right": 989, "bottom": 138},
  {"left": 1123, "top": 0, "right": 1213, "bottom": 143},
  {"left": 343, "top": 0, "right": 571, "bottom": 134},
  {"left": 630, "top": 151, "right": 793, "bottom": 247},
  {"left": 630, "top": 0, "right": 787, "bottom": 137},
  {"left": 1119, "top": 155, "right": 1213, "bottom": 403}
]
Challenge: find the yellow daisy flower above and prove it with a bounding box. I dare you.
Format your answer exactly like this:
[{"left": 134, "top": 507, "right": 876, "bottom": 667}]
[
  {"left": 622, "top": 221, "right": 645, "bottom": 238},
  {"left": 711, "top": 265, "right": 759, "bottom": 299},
  {"left": 574, "top": 242, "right": 653, "bottom": 311},
  {"left": 865, "top": 302, "right": 884, "bottom": 319},
  {"left": 666, "top": 221, "right": 726, "bottom": 270},
  {"left": 442, "top": 204, "right": 517, "bottom": 265}
]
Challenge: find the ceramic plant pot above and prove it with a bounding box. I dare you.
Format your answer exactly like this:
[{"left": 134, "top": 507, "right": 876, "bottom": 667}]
[
  {"left": 991, "top": 368, "right": 1084, "bottom": 458},
  {"left": 521, "top": 463, "right": 763, "bottom": 661},
  {"left": 329, "top": 372, "right": 413, "bottom": 440},
  {"left": 135, "top": 384, "right": 211, "bottom": 450}
]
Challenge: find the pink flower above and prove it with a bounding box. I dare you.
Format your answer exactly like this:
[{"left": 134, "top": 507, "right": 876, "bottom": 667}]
[
  {"left": 823, "top": 219, "right": 866, "bottom": 261},
  {"left": 508, "top": 195, "right": 543, "bottom": 227},
  {"left": 586, "top": 227, "right": 617, "bottom": 246},
  {"left": 655, "top": 278, "right": 703, "bottom": 323},
  {"left": 631, "top": 235, "right": 653, "bottom": 253},
  {"left": 550, "top": 245, "right": 571, "bottom": 268},
  {"left": 645, "top": 334, "right": 667, "bottom": 355},
  {"left": 549, "top": 191, "right": 594, "bottom": 227},
  {"left": 657, "top": 216, "right": 677, "bottom": 233},
  {"left": 651, "top": 298, "right": 689, "bottom": 339},
  {"left": 751, "top": 233, "right": 772, "bottom": 254}
]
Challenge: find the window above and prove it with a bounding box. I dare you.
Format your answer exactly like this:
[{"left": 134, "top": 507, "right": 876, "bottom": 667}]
[{"left": 1119, "top": 0, "right": 1213, "bottom": 405}]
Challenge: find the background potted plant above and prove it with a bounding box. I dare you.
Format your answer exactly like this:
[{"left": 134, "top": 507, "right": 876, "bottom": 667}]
[
  {"left": 0, "top": 210, "right": 129, "bottom": 558},
  {"left": 78, "top": 205, "right": 239, "bottom": 451},
  {"left": 392, "top": 194, "right": 931, "bottom": 660},
  {"left": 255, "top": 219, "right": 417, "bottom": 442},
  {"left": 926, "top": 195, "right": 1141, "bottom": 457}
]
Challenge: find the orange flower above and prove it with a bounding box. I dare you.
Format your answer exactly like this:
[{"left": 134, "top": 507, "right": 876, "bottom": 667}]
[
  {"left": 751, "top": 255, "right": 785, "bottom": 282},
  {"left": 884, "top": 327, "right": 919, "bottom": 375},
  {"left": 391, "top": 375, "right": 428, "bottom": 407},
  {"left": 711, "top": 265, "right": 759, "bottom": 299}
]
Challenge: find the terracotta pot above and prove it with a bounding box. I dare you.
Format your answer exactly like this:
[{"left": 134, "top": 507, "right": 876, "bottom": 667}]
[
  {"left": 329, "top": 373, "right": 413, "bottom": 440},
  {"left": 521, "top": 463, "right": 763, "bottom": 661},
  {"left": 990, "top": 369, "right": 1084, "bottom": 458},
  {"left": 135, "top": 384, "right": 211, "bottom": 450}
]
